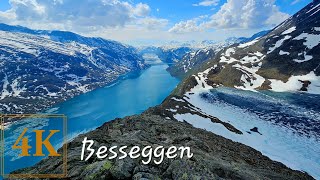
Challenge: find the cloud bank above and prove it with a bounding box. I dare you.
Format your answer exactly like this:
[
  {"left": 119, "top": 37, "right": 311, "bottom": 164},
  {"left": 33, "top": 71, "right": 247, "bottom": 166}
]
[
  {"left": 0, "top": 0, "right": 167, "bottom": 33},
  {"left": 170, "top": 0, "right": 290, "bottom": 33}
]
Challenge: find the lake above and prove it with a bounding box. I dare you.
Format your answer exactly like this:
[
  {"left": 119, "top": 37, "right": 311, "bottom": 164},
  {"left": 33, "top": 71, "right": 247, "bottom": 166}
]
[{"left": 3, "top": 64, "right": 180, "bottom": 174}]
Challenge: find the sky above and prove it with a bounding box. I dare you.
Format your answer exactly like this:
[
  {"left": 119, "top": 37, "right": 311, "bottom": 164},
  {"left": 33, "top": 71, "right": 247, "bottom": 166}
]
[{"left": 0, "top": 0, "right": 312, "bottom": 45}]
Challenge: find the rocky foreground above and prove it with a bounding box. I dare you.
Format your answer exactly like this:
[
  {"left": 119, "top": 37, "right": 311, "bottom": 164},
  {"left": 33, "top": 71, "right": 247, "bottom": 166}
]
[{"left": 12, "top": 100, "right": 313, "bottom": 179}]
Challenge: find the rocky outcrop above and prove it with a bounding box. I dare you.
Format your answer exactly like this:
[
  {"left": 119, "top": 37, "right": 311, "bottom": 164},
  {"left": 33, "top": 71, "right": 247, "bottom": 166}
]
[{"left": 11, "top": 105, "right": 313, "bottom": 179}]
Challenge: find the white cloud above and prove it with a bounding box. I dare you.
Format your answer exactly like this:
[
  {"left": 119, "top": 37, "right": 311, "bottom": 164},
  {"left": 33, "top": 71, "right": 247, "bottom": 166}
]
[
  {"left": 136, "top": 17, "right": 168, "bottom": 30},
  {"left": 168, "top": 15, "right": 208, "bottom": 33},
  {"left": 133, "top": 3, "right": 151, "bottom": 17},
  {"left": 0, "top": 0, "right": 168, "bottom": 36},
  {"left": 207, "top": 0, "right": 290, "bottom": 29},
  {"left": 2, "top": 0, "right": 150, "bottom": 27},
  {"left": 291, "top": 0, "right": 301, "bottom": 5},
  {"left": 193, "top": 0, "right": 220, "bottom": 7},
  {"left": 0, "top": 0, "right": 293, "bottom": 44},
  {"left": 171, "top": 0, "right": 290, "bottom": 33}
]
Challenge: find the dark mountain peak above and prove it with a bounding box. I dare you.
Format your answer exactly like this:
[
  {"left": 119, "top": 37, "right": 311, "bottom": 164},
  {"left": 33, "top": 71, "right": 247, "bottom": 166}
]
[{"left": 175, "top": 1, "right": 320, "bottom": 96}]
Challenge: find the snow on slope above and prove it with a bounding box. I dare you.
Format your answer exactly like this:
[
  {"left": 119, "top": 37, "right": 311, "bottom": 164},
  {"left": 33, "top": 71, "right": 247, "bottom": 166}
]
[
  {"left": 0, "top": 31, "right": 94, "bottom": 57},
  {"left": 174, "top": 90, "right": 320, "bottom": 179},
  {"left": 167, "top": 70, "right": 320, "bottom": 178},
  {"left": 0, "top": 25, "right": 145, "bottom": 115},
  {"left": 196, "top": 0, "right": 320, "bottom": 95},
  {"left": 164, "top": 1, "right": 320, "bottom": 178}
]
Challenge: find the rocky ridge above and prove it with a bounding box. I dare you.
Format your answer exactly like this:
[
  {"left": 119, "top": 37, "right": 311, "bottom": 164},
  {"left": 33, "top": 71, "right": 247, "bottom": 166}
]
[{"left": 12, "top": 104, "right": 313, "bottom": 179}]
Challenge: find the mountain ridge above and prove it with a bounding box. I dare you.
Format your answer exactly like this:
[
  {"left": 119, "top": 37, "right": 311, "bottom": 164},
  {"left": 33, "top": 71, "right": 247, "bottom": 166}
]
[
  {"left": 0, "top": 24, "right": 146, "bottom": 115},
  {"left": 167, "top": 30, "right": 270, "bottom": 79},
  {"left": 175, "top": 0, "right": 320, "bottom": 95}
]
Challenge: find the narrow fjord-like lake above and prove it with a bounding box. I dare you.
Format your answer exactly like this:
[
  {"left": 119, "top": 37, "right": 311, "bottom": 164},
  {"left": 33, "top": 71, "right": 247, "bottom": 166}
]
[{"left": 4, "top": 64, "right": 180, "bottom": 174}]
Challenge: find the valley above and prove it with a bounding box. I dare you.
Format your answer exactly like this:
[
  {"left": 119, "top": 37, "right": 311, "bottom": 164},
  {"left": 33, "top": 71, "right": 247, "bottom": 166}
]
[{"left": 1, "top": 1, "right": 320, "bottom": 179}]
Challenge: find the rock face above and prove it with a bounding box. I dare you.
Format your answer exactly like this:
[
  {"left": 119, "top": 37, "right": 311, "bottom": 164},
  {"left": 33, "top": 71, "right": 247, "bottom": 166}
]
[
  {"left": 12, "top": 106, "right": 313, "bottom": 180},
  {"left": 176, "top": 1, "right": 320, "bottom": 94},
  {"left": 0, "top": 24, "right": 146, "bottom": 114}
]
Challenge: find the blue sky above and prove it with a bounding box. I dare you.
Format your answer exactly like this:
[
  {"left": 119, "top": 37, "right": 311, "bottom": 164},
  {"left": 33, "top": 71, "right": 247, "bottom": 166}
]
[{"left": 0, "top": 0, "right": 312, "bottom": 45}]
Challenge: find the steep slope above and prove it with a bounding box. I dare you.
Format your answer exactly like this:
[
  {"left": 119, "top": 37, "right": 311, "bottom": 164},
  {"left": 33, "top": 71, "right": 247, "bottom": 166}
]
[
  {"left": 163, "top": 1, "right": 320, "bottom": 178},
  {"left": 0, "top": 24, "right": 145, "bottom": 115},
  {"left": 167, "top": 30, "right": 270, "bottom": 79},
  {"left": 177, "top": 1, "right": 320, "bottom": 94}
]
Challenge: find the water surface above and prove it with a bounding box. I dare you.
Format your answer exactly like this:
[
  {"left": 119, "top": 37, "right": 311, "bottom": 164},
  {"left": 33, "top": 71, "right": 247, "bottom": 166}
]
[{"left": 3, "top": 64, "right": 179, "bottom": 174}]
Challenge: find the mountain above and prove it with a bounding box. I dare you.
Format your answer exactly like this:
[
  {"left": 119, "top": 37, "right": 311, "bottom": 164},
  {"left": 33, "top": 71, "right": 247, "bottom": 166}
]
[
  {"left": 0, "top": 24, "right": 146, "bottom": 115},
  {"left": 237, "top": 30, "right": 271, "bottom": 44},
  {"left": 167, "top": 48, "right": 216, "bottom": 79},
  {"left": 167, "top": 30, "right": 270, "bottom": 79},
  {"left": 163, "top": 1, "right": 320, "bottom": 178},
  {"left": 138, "top": 46, "right": 192, "bottom": 65},
  {"left": 138, "top": 31, "right": 269, "bottom": 68},
  {"left": 176, "top": 1, "right": 320, "bottom": 94},
  {"left": 13, "top": 2, "right": 320, "bottom": 179}
]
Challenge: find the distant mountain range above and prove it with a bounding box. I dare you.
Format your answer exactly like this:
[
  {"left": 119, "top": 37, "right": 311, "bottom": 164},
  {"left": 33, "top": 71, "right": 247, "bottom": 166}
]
[
  {"left": 137, "top": 30, "right": 270, "bottom": 78},
  {"left": 0, "top": 24, "right": 146, "bottom": 115},
  {"left": 167, "top": 30, "right": 270, "bottom": 78},
  {"left": 138, "top": 46, "right": 193, "bottom": 64}
]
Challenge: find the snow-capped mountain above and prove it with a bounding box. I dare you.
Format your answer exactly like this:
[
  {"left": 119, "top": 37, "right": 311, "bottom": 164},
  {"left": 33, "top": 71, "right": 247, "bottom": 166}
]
[
  {"left": 158, "top": 1, "right": 320, "bottom": 178},
  {"left": 167, "top": 30, "right": 270, "bottom": 78},
  {"left": 182, "top": 1, "right": 320, "bottom": 94},
  {"left": 0, "top": 24, "right": 146, "bottom": 114},
  {"left": 167, "top": 48, "right": 216, "bottom": 78},
  {"left": 138, "top": 46, "right": 192, "bottom": 64},
  {"left": 138, "top": 30, "right": 270, "bottom": 68}
]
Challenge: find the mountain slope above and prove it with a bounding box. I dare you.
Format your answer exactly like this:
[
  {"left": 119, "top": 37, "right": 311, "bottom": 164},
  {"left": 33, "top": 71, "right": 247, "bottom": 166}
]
[
  {"left": 163, "top": 1, "right": 320, "bottom": 178},
  {"left": 177, "top": 1, "right": 320, "bottom": 94},
  {"left": 167, "top": 30, "right": 270, "bottom": 79},
  {"left": 0, "top": 24, "right": 146, "bottom": 115}
]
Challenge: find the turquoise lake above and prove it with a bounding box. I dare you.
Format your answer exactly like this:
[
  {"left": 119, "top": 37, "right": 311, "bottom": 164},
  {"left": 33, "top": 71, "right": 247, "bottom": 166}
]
[{"left": 3, "top": 64, "right": 180, "bottom": 174}]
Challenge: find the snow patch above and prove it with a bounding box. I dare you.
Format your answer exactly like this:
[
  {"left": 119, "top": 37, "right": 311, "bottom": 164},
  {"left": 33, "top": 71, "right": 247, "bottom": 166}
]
[
  {"left": 233, "top": 64, "right": 265, "bottom": 91},
  {"left": 268, "top": 35, "right": 291, "bottom": 54},
  {"left": 270, "top": 71, "right": 320, "bottom": 94},
  {"left": 293, "top": 33, "right": 320, "bottom": 49},
  {"left": 238, "top": 39, "right": 259, "bottom": 48},
  {"left": 279, "top": 50, "right": 290, "bottom": 55},
  {"left": 281, "top": 26, "right": 296, "bottom": 35},
  {"left": 171, "top": 97, "right": 185, "bottom": 102},
  {"left": 225, "top": 48, "right": 235, "bottom": 56},
  {"left": 293, "top": 52, "right": 313, "bottom": 63},
  {"left": 313, "top": 27, "right": 320, "bottom": 31}
]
